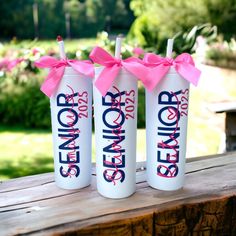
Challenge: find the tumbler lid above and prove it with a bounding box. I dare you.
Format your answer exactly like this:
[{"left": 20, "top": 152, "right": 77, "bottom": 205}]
[
  {"left": 168, "top": 66, "right": 177, "bottom": 75},
  {"left": 94, "top": 66, "right": 133, "bottom": 76},
  {"left": 64, "top": 66, "right": 83, "bottom": 76}
]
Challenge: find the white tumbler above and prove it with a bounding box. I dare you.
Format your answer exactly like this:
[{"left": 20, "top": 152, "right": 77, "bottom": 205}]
[
  {"left": 93, "top": 67, "right": 138, "bottom": 198},
  {"left": 146, "top": 67, "right": 189, "bottom": 190},
  {"left": 50, "top": 66, "right": 92, "bottom": 189}
]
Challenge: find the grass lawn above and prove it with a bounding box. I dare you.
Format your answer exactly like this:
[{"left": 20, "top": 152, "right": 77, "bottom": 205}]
[
  {"left": 0, "top": 126, "right": 53, "bottom": 180},
  {"left": 2, "top": 38, "right": 98, "bottom": 52},
  {"left": 0, "top": 115, "right": 223, "bottom": 181},
  {"left": 0, "top": 127, "right": 146, "bottom": 180},
  {"left": 1, "top": 43, "right": 234, "bottom": 181}
]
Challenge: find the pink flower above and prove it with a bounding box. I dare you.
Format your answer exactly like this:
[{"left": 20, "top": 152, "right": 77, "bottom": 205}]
[
  {"left": 133, "top": 47, "right": 144, "bottom": 57},
  {"left": 32, "top": 48, "right": 40, "bottom": 56},
  {"left": 7, "top": 58, "right": 24, "bottom": 70},
  {"left": 0, "top": 58, "right": 24, "bottom": 71},
  {"left": 0, "top": 58, "right": 9, "bottom": 70}
]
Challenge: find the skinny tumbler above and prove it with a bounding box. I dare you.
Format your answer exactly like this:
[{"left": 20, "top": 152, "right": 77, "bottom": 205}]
[
  {"left": 93, "top": 67, "right": 138, "bottom": 198},
  {"left": 50, "top": 66, "right": 92, "bottom": 189},
  {"left": 146, "top": 67, "right": 189, "bottom": 190}
]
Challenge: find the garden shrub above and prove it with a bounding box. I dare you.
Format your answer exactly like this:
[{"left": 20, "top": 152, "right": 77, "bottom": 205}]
[
  {"left": 0, "top": 75, "right": 51, "bottom": 129},
  {"left": 205, "top": 38, "right": 236, "bottom": 70},
  {"left": 137, "top": 86, "right": 145, "bottom": 128},
  {"left": 128, "top": 0, "right": 234, "bottom": 54},
  {"left": 0, "top": 35, "right": 149, "bottom": 129},
  {"left": 0, "top": 76, "right": 146, "bottom": 129}
]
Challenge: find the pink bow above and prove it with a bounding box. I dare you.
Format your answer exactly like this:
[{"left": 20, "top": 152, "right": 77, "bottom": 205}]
[
  {"left": 34, "top": 56, "right": 94, "bottom": 97},
  {"left": 143, "top": 53, "right": 201, "bottom": 91},
  {"left": 90, "top": 47, "right": 147, "bottom": 96}
]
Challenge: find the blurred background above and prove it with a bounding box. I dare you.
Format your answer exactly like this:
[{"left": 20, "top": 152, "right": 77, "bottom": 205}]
[{"left": 0, "top": 0, "right": 236, "bottom": 179}]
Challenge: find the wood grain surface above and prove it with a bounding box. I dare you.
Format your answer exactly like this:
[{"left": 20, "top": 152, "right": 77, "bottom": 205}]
[{"left": 1, "top": 152, "right": 236, "bottom": 236}]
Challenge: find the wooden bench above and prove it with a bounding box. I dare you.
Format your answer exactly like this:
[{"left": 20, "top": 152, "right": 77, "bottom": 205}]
[
  {"left": 1, "top": 152, "right": 236, "bottom": 236},
  {"left": 210, "top": 101, "right": 236, "bottom": 151}
]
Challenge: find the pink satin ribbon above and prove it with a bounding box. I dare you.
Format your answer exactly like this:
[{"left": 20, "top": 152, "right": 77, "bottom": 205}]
[
  {"left": 34, "top": 56, "right": 94, "bottom": 97},
  {"left": 90, "top": 46, "right": 147, "bottom": 96},
  {"left": 143, "top": 53, "right": 201, "bottom": 91}
]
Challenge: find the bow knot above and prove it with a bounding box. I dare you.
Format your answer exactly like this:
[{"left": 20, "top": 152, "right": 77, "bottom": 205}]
[
  {"left": 90, "top": 46, "right": 147, "bottom": 96},
  {"left": 35, "top": 56, "right": 94, "bottom": 97},
  {"left": 143, "top": 53, "right": 201, "bottom": 91},
  {"left": 114, "top": 58, "right": 122, "bottom": 66},
  {"left": 59, "top": 59, "right": 68, "bottom": 65},
  {"left": 165, "top": 57, "right": 174, "bottom": 66}
]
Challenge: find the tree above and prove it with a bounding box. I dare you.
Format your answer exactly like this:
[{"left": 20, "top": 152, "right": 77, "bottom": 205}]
[
  {"left": 128, "top": 0, "right": 236, "bottom": 52},
  {"left": 204, "top": 0, "right": 236, "bottom": 40},
  {"left": 0, "top": 0, "right": 134, "bottom": 39},
  {"left": 0, "top": 0, "right": 35, "bottom": 39}
]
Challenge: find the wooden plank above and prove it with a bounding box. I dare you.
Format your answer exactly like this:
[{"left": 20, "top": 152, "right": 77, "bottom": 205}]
[
  {"left": 209, "top": 101, "right": 236, "bottom": 113},
  {"left": 27, "top": 194, "right": 235, "bottom": 236},
  {"left": 226, "top": 112, "right": 236, "bottom": 136},
  {"left": 186, "top": 151, "right": 236, "bottom": 173},
  {"left": 0, "top": 153, "right": 235, "bottom": 209},
  {"left": 0, "top": 152, "right": 231, "bottom": 195},
  {"left": 225, "top": 112, "right": 236, "bottom": 151},
  {"left": 1, "top": 162, "right": 141, "bottom": 194},
  {"left": 1, "top": 153, "right": 235, "bottom": 208},
  {"left": 0, "top": 173, "right": 54, "bottom": 193},
  {"left": 0, "top": 166, "right": 97, "bottom": 193},
  {"left": 154, "top": 196, "right": 236, "bottom": 236},
  {"left": 0, "top": 152, "right": 232, "bottom": 194},
  {"left": 1, "top": 152, "right": 236, "bottom": 236}
]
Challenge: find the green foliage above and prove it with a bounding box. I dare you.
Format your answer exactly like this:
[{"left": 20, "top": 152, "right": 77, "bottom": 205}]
[
  {"left": 0, "top": 0, "right": 35, "bottom": 39},
  {"left": 0, "top": 127, "right": 53, "bottom": 179},
  {"left": 128, "top": 14, "right": 159, "bottom": 49},
  {"left": 0, "top": 0, "right": 134, "bottom": 39},
  {"left": 0, "top": 75, "right": 147, "bottom": 129},
  {"left": 173, "top": 24, "right": 217, "bottom": 55},
  {"left": 137, "top": 86, "right": 145, "bottom": 128},
  {"left": 38, "top": 0, "right": 65, "bottom": 38},
  {"left": 0, "top": 36, "right": 146, "bottom": 129},
  {"left": 96, "top": 31, "right": 135, "bottom": 58},
  {"left": 204, "top": 0, "right": 236, "bottom": 40},
  {"left": 0, "top": 127, "right": 147, "bottom": 179},
  {"left": 129, "top": 0, "right": 235, "bottom": 54},
  {"left": 129, "top": 21, "right": 217, "bottom": 55},
  {"left": 0, "top": 75, "right": 51, "bottom": 129},
  {"left": 205, "top": 38, "right": 236, "bottom": 69}
]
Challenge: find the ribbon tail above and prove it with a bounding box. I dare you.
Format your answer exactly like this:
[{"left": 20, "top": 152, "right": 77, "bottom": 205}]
[
  {"left": 95, "top": 65, "right": 120, "bottom": 96},
  {"left": 68, "top": 60, "right": 94, "bottom": 78},
  {"left": 146, "top": 65, "right": 170, "bottom": 91},
  {"left": 34, "top": 56, "right": 59, "bottom": 68},
  {"left": 90, "top": 47, "right": 115, "bottom": 66},
  {"left": 122, "top": 61, "right": 149, "bottom": 84},
  {"left": 175, "top": 53, "right": 195, "bottom": 66},
  {"left": 40, "top": 66, "right": 65, "bottom": 97},
  {"left": 143, "top": 53, "right": 164, "bottom": 64},
  {"left": 175, "top": 62, "right": 201, "bottom": 86}
]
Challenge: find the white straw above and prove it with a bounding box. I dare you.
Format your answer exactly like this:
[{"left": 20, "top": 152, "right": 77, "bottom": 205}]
[
  {"left": 166, "top": 39, "right": 174, "bottom": 58},
  {"left": 115, "top": 36, "right": 123, "bottom": 59},
  {"left": 58, "top": 41, "right": 66, "bottom": 59},
  {"left": 57, "top": 36, "right": 66, "bottom": 60}
]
